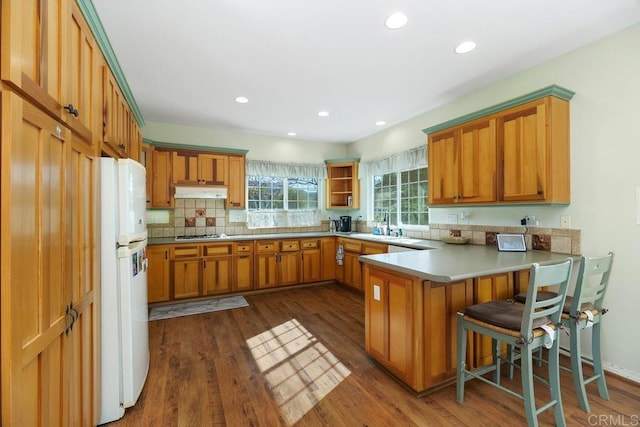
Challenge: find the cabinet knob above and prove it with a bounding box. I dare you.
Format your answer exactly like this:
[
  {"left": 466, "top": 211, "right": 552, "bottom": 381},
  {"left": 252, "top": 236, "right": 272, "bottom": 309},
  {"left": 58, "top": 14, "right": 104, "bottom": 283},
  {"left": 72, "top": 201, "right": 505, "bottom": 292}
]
[
  {"left": 119, "top": 143, "right": 126, "bottom": 150},
  {"left": 64, "top": 104, "right": 79, "bottom": 117}
]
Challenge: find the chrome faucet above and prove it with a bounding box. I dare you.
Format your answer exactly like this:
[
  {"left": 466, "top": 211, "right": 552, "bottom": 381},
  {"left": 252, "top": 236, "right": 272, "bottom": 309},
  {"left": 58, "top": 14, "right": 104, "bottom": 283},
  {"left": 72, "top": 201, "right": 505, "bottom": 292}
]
[{"left": 383, "top": 211, "right": 391, "bottom": 235}]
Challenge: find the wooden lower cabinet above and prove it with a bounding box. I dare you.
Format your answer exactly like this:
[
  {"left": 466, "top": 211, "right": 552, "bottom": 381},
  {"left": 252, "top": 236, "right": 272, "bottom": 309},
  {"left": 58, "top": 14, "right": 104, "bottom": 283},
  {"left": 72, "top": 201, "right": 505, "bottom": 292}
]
[
  {"left": 202, "top": 256, "right": 232, "bottom": 295},
  {"left": 301, "top": 239, "right": 321, "bottom": 283},
  {"left": 1, "top": 91, "right": 98, "bottom": 425},
  {"left": 365, "top": 266, "right": 420, "bottom": 386},
  {"left": 233, "top": 253, "right": 254, "bottom": 291},
  {"left": 147, "top": 245, "right": 171, "bottom": 303},
  {"left": 255, "top": 250, "right": 279, "bottom": 289},
  {"left": 364, "top": 263, "right": 524, "bottom": 393},
  {"left": 279, "top": 250, "right": 302, "bottom": 286},
  {"left": 172, "top": 258, "right": 202, "bottom": 299},
  {"left": 320, "top": 238, "right": 336, "bottom": 281}
]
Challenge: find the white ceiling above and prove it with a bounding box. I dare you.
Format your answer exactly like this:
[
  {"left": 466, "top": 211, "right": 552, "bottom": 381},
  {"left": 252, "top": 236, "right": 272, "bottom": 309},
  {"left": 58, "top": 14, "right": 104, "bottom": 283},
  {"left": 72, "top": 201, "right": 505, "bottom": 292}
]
[{"left": 93, "top": 0, "right": 640, "bottom": 144}]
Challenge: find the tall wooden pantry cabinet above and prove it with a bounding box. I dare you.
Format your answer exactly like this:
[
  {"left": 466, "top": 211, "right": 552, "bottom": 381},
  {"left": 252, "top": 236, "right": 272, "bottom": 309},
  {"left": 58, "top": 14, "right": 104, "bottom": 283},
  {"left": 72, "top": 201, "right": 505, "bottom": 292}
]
[{"left": 0, "top": 0, "right": 144, "bottom": 425}]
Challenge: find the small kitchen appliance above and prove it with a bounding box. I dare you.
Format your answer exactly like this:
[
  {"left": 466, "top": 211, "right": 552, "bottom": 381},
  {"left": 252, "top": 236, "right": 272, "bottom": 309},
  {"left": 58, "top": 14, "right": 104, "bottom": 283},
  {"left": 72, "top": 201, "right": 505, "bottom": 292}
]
[{"left": 339, "top": 216, "right": 352, "bottom": 232}]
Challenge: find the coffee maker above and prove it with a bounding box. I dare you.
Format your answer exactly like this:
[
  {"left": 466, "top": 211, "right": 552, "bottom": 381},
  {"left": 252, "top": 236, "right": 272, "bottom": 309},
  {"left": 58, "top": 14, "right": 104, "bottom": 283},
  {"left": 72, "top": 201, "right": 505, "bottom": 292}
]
[{"left": 339, "top": 216, "right": 352, "bottom": 232}]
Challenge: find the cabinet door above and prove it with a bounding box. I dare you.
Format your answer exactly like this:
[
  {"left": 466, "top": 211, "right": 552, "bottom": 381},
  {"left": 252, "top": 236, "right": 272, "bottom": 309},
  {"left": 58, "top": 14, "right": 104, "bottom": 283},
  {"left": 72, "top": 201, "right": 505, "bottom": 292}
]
[
  {"left": 202, "top": 256, "right": 232, "bottom": 295},
  {"left": 172, "top": 151, "right": 199, "bottom": 185},
  {"left": 386, "top": 274, "right": 414, "bottom": 381},
  {"left": 428, "top": 130, "right": 458, "bottom": 204},
  {"left": 152, "top": 150, "right": 173, "bottom": 208},
  {"left": 255, "top": 253, "right": 279, "bottom": 289},
  {"left": 302, "top": 248, "right": 321, "bottom": 283},
  {"left": 279, "top": 251, "right": 302, "bottom": 286},
  {"left": 172, "top": 258, "right": 201, "bottom": 299},
  {"left": 459, "top": 119, "right": 497, "bottom": 203},
  {"left": 1, "top": 0, "right": 66, "bottom": 119},
  {"left": 424, "top": 279, "right": 473, "bottom": 387},
  {"left": 227, "top": 155, "right": 246, "bottom": 208},
  {"left": 501, "top": 102, "right": 547, "bottom": 201},
  {"left": 141, "top": 144, "right": 153, "bottom": 208},
  {"left": 320, "top": 238, "right": 336, "bottom": 281},
  {"left": 233, "top": 254, "right": 254, "bottom": 292},
  {"left": 344, "top": 251, "right": 362, "bottom": 291},
  {"left": 147, "top": 246, "right": 171, "bottom": 303},
  {"left": 102, "top": 67, "right": 129, "bottom": 157},
  {"left": 199, "top": 153, "right": 228, "bottom": 185},
  {"left": 67, "top": 133, "right": 98, "bottom": 424},
  {"left": 1, "top": 92, "right": 72, "bottom": 425},
  {"left": 64, "top": 1, "right": 96, "bottom": 143}
]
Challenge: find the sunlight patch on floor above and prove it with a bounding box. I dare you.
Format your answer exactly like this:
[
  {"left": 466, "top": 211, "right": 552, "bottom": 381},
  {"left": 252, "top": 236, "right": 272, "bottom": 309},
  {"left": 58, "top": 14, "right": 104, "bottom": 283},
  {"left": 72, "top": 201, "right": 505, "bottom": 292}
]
[{"left": 246, "top": 318, "right": 351, "bottom": 425}]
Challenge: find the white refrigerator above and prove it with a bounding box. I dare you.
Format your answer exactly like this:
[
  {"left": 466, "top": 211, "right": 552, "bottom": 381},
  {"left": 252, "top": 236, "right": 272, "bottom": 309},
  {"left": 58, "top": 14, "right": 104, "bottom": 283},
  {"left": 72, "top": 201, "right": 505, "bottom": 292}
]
[{"left": 99, "top": 158, "right": 150, "bottom": 425}]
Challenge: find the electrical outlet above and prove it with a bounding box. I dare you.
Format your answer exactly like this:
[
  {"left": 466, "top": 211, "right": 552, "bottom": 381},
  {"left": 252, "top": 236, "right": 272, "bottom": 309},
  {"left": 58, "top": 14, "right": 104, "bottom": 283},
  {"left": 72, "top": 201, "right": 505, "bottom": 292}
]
[
  {"left": 446, "top": 214, "right": 458, "bottom": 224},
  {"left": 560, "top": 215, "right": 571, "bottom": 228}
]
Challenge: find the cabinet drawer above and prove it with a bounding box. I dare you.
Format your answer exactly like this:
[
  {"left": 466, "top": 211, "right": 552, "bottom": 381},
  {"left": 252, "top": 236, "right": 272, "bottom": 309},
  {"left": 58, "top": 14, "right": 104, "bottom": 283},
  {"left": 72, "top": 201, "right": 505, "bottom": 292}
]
[
  {"left": 341, "top": 240, "right": 362, "bottom": 253},
  {"left": 301, "top": 239, "right": 319, "bottom": 249},
  {"left": 256, "top": 241, "right": 277, "bottom": 253},
  {"left": 204, "top": 244, "right": 232, "bottom": 256},
  {"left": 362, "top": 242, "right": 387, "bottom": 255},
  {"left": 171, "top": 245, "right": 201, "bottom": 258},
  {"left": 280, "top": 240, "right": 300, "bottom": 252},
  {"left": 234, "top": 243, "right": 252, "bottom": 253}
]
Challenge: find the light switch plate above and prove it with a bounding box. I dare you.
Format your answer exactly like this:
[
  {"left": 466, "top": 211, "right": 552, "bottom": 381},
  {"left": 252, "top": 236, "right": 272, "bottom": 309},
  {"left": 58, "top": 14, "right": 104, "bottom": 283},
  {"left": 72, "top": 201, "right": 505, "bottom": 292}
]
[{"left": 373, "top": 285, "right": 380, "bottom": 301}]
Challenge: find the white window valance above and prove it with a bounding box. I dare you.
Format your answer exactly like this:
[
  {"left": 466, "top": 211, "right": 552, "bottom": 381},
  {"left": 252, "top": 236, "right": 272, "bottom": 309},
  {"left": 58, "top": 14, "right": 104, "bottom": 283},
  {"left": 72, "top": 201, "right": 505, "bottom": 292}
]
[
  {"left": 246, "top": 159, "right": 327, "bottom": 179},
  {"left": 246, "top": 209, "right": 321, "bottom": 229},
  {"left": 358, "top": 145, "right": 427, "bottom": 179}
]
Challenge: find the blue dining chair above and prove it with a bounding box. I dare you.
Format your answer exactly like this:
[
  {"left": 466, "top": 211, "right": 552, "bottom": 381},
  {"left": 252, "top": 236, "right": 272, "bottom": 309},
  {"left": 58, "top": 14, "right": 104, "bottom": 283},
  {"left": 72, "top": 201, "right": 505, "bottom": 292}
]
[{"left": 456, "top": 258, "right": 573, "bottom": 427}]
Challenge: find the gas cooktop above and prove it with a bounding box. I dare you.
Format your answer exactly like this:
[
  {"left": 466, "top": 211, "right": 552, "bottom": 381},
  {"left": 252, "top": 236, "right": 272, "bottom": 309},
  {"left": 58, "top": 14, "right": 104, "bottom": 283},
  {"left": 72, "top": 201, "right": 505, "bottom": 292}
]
[{"left": 175, "top": 234, "right": 221, "bottom": 240}]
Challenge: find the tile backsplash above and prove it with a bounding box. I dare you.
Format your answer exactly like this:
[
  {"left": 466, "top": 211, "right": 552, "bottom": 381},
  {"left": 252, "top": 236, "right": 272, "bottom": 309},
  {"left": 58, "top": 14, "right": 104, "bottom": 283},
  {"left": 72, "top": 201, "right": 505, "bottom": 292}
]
[{"left": 148, "top": 202, "right": 581, "bottom": 255}]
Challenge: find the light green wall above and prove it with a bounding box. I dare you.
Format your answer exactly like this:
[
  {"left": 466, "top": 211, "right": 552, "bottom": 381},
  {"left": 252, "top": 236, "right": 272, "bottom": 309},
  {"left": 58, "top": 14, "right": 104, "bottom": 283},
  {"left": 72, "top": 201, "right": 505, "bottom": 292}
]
[
  {"left": 143, "top": 121, "right": 348, "bottom": 162},
  {"left": 351, "top": 23, "right": 640, "bottom": 379}
]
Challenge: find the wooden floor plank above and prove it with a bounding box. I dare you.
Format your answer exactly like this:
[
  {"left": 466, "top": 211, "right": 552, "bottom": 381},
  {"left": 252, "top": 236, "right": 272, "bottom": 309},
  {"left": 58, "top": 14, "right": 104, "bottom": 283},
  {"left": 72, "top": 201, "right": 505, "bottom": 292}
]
[{"left": 108, "top": 283, "right": 640, "bottom": 426}]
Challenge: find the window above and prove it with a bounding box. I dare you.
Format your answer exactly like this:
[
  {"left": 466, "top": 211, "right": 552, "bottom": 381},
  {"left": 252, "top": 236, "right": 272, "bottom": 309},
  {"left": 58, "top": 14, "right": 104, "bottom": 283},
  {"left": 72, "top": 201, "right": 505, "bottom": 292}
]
[
  {"left": 373, "top": 167, "right": 428, "bottom": 227},
  {"left": 247, "top": 176, "right": 318, "bottom": 210}
]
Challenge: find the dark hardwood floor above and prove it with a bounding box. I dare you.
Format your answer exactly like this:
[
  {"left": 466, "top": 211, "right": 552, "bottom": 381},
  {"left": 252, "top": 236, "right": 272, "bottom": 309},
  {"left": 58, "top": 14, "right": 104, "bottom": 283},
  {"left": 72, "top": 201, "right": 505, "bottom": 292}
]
[{"left": 107, "top": 284, "right": 640, "bottom": 426}]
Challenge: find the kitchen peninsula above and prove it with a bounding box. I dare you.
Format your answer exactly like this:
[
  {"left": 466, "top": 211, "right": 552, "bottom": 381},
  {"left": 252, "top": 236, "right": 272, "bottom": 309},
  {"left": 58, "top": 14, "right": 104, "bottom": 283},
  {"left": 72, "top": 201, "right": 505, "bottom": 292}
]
[{"left": 360, "top": 244, "right": 577, "bottom": 394}]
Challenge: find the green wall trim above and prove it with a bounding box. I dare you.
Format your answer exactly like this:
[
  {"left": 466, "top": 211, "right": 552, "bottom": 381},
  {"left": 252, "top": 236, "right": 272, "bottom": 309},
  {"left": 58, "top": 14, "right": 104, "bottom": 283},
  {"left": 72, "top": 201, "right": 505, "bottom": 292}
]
[
  {"left": 422, "top": 85, "right": 575, "bottom": 135},
  {"left": 76, "top": 0, "right": 145, "bottom": 127},
  {"left": 324, "top": 158, "right": 361, "bottom": 164},
  {"left": 143, "top": 138, "right": 249, "bottom": 155}
]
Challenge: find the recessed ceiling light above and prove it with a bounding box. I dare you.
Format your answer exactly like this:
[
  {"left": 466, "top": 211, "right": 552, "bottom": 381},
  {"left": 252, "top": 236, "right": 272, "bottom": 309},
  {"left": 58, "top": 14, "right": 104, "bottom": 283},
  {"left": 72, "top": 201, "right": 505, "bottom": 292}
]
[
  {"left": 318, "top": 111, "right": 330, "bottom": 117},
  {"left": 455, "top": 41, "right": 477, "bottom": 54},
  {"left": 287, "top": 132, "right": 297, "bottom": 136},
  {"left": 234, "top": 96, "right": 249, "bottom": 103},
  {"left": 375, "top": 121, "right": 386, "bottom": 126},
  {"left": 385, "top": 12, "right": 408, "bottom": 30}
]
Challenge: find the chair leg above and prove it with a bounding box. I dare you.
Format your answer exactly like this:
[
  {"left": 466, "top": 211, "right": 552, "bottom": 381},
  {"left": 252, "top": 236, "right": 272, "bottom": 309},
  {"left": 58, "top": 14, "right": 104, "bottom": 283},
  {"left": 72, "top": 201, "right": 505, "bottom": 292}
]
[
  {"left": 521, "top": 347, "right": 539, "bottom": 427},
  {"left": 570, "top": 323, "right": 591, "bottom": 413},
  {"left": 456, "top": 314, "right": 467, "bottom": 404},
  {"left": 549, "top": 339, "right": 566, "bottom": 427},
  {"left": 592, "top": 321, "right": 610, "bottom": 401},
  {"left": 493, "top": 338, "right": 501, "bottom": 384}
]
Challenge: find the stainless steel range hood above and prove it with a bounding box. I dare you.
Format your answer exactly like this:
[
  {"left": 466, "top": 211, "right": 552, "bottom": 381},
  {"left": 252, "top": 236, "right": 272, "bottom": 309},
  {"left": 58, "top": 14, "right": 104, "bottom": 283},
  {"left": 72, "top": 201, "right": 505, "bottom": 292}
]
[{"left": 174, "top": 185, "right": 227, "bottom": 199}]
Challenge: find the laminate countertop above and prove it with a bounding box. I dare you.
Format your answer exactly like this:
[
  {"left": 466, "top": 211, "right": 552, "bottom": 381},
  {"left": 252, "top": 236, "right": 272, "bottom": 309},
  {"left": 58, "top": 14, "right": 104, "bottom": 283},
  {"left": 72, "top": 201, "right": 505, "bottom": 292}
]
[{"left": 359, "top": 244, "right": 577, "bottom": 283}]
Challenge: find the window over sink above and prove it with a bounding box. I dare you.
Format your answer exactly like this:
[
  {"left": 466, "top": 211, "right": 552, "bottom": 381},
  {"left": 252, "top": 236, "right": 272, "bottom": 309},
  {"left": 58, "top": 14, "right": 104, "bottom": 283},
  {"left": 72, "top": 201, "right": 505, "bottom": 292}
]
[{"left": 372, "top": 166, "right": 429, "bottom": 227}]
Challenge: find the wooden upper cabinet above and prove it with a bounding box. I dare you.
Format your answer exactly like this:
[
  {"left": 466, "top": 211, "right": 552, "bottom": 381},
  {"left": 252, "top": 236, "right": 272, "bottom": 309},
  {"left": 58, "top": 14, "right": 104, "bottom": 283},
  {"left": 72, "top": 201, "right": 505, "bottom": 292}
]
[
  {"left": 500, "top": 97, "right": 570, "bottom": 204},
  {"left": 151, "top": 150, "right": 173, "bottom": 208},
  {"left": 227, "top": 155, "right": 246, "bottom": 209},
  {"left": 172, "top": 151, "right": 228, "bottom": 185},
  {"left": 199, "top": 153, "right": 228, "bottom": 185},
  {"left": 428, "top": 130, "right": 458, "bottom": 205},
  {"left": 102, "top": 66, "right": 131, "bottom": 158},
  {"left": 1, "top": 0, "right": 66, "bottom": 118},
  {"left": 65, "top": 1, "right": 96, "bottom": 143},
  {"left": 326, "top": 161, "right": 360, "bottom": 209},
  {"left": 1, "top": 0, "right": 97, "bottom": 147},
  {"left": 425, "top": 88, "right": 572, "bottom": 206},
  {"left": 428, "top": 118, "right": 497, "bottom": 205}
]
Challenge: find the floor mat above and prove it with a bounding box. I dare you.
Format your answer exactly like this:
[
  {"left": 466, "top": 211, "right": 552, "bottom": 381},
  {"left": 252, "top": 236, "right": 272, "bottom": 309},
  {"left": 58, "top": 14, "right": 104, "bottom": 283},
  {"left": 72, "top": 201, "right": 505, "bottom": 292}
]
[{"left": 148, "top": 296, "right": 249, "bottom": 321}]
